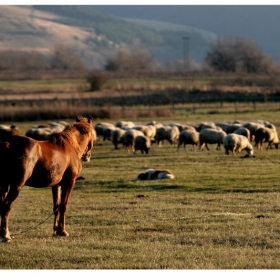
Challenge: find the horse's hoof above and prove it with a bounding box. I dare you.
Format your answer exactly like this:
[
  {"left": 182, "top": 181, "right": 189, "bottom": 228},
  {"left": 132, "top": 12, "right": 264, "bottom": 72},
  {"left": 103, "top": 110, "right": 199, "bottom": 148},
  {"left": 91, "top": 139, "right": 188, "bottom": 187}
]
[
  {"left": 53, "top": 230, "right": 69, "bottom": 237},
  {"left": 60, "top": 231, "right": 69, "bottom": 237},
  {"left": 2, "top": 237, "right": 11, "bottom": 243}
]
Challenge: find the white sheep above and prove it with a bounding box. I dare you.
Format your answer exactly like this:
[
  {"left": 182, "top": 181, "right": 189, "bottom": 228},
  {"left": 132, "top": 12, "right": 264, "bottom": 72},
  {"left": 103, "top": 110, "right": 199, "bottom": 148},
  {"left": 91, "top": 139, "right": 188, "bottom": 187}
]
[
  {"left": 94, "top": 122, "right": 115, "bottom": 141},
  {"left": 199, "top": 128, "right": 227, "bottom": 151},
  {"left": 225, "top": 123, "right": 242, "bottom": 134},
  {"left": 254, "top": 127, "right": 279, "bottom": 150},
  {"left": 122, "top": 129, "right": 144, "bottom": 152},
  {"left": 215, "top": 122, "right": 230, "bottom": 132},
  {"left": 0, "top": 124, "right": 20, "bottom": 141},
  {"left": 133, "top": 125, "right": 156, "bottom": 142},
  {"left": 242, "top": 122, "right": 265, "bottom": 141},
  {"left": 197, "top": 122, "right": 217, "bottom": 131},
  {"left": 111, "top": 128, "right": 126, "bottom": 150},
  {"left": 177, "top": 130, "right": 200, "bottom": 152},
  {"left": 146, "top": 121, "right": 164, "bottom": 128},
  {"left": 233, "top": 127, "right": 251, "bottom": 140},
  {"left": 47, "top": 121, "right": 68, "bottom": 132},
  {"left": 223, "top": 133, "right": 254, "bottom": 156},
  {"left": 169, "top": 123, "right": 196, "bottom": 132},
  {"left": 25, "top": 126, "right": 54, "bottom": 140},
  {"left": 115, "top": 121, "right": 135, "bottom": 128},
  {"left": 156, "top": 125, "right": 180, "bottom": 146},
  {"left": 134, "top": 135, "right": 151, "bottom": 154}
]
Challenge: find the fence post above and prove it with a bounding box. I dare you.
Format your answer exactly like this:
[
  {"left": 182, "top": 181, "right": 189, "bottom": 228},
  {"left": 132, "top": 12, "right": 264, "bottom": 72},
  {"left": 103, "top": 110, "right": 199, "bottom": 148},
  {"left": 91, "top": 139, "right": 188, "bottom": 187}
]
[{"left": 253, "top": 101, "right": 256, "bottom": 112}]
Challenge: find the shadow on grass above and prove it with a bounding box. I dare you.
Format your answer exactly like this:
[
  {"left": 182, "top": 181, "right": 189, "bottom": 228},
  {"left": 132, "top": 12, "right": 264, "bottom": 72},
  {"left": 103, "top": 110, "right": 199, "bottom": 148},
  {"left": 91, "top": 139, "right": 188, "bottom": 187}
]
[
  {"left": 75, "top": 180, "right": 276, "bottom": 194},
  {"left": 92, "top": 153, "right": 163, "bottom": 160}
]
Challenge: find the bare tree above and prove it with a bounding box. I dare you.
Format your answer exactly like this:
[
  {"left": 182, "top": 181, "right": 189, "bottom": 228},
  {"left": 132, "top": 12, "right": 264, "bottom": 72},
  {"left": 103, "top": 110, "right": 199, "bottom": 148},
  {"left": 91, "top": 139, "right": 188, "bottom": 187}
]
[
  {"left": 234, "top": 37, "right": 279, "bottom": 74},
  {"left": 51, "top": 45, "right": 85, "bottom": 70},
  {"left": 205, "top": 36, "right": 279, "bottom": 74},
  {"left": 17, "top": 51, "right": 50, "bottom": 70},
  {"left": 205, "top": 37, "right": 237, "bottom": 72},
  {"left": 105, "top": 48, "right": 154, "bottom": 72},
  {"left": 0, "top": 49, "right": 49, "bottom": 70}
]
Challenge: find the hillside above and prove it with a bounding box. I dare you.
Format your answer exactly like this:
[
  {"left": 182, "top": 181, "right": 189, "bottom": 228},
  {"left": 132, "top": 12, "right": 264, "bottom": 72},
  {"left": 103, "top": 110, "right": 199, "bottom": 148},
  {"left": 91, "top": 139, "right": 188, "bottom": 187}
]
[
  {"left": 0, "top": 5, "right": 218, "bottom": 69},
  {"left": 94, "top": 5, "right": 280, "bottom": 64}
]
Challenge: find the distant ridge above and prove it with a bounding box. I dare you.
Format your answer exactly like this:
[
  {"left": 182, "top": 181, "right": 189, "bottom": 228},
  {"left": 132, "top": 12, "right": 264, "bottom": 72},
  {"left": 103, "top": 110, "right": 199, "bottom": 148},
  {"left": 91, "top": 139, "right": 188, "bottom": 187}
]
[
  {"left": 0, "top": 5, "right": 220, "bottom": 69},
  {"left": 123, "top": 18, "right": 217, "bottom": 42},
  {"left": 93, "top": 5, "right": 280, "bottom": 64}
]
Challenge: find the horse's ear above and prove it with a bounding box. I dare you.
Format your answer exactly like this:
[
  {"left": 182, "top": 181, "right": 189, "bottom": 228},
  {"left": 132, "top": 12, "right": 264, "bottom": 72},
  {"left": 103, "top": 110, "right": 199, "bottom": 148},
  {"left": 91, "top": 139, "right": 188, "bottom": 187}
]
[
  {"left": 87, "top": 115, "right": 93, "bottom": 125},
  {"left": 76, "top": 116, "right": 83, "bottom": 122}
]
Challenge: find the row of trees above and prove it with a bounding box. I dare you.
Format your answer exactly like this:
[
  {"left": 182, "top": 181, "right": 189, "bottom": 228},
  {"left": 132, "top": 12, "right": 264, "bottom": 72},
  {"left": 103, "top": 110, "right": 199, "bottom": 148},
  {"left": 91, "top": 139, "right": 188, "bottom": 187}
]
[
  {"left": 0, "top": 45, "right": 85, "bottom": 71},
  {"left": 0, "top": 36, "right": 279, "bottom": 74},
  {"left": 105, "top": 36, "right": 279, "bottom": 74}
]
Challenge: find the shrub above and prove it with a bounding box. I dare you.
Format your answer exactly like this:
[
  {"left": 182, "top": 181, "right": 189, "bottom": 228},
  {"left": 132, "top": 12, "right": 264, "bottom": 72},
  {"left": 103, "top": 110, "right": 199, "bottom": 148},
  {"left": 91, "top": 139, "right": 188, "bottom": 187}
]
[
  {"left": 86, "top": 71, "right": 108, "bottom": 91},
  {"left": 104, "top": 49, "right": 154, "bottom": 72}
]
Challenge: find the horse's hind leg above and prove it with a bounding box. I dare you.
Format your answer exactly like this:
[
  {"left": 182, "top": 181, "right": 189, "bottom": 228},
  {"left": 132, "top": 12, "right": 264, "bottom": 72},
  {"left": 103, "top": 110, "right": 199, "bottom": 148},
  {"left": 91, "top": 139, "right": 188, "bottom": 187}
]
[
  {"left": 52, "top": 185, "right": 61, "bottom": 236},
  {"left": 0, "top": 184, "right": 23, "bottom": 242},
  {"left": 0, "top": 182, "right": 9, "bottom": 239},
  {"left": 55, "top": 180, "right": 76, "bottom": 237}
]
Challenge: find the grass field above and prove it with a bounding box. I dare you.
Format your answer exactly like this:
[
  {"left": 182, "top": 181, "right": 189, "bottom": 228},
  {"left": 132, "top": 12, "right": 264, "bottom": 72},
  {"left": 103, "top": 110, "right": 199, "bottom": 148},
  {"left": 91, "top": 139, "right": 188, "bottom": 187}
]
[{"left": 1, "top": 113, "right": 280, "bottom": 270}]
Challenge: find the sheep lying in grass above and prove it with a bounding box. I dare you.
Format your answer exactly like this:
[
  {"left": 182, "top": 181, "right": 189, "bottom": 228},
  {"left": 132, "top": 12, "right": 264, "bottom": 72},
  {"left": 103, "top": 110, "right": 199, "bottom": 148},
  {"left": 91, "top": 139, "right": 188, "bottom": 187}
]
[
  {"left": 199, "top": 128, "right": 227, "bottom": 151},
  {"left": 134, "top": 135, "right": 151, "bottom": 154},
  {"left": 177, "top": 130, "right": 200, "bottom": 152},
  {"left": 223, "top": 133, "right": 254, "bottom": 156},
  {"left": 135, "top": 169, "right": 175, "bottom": 180},
  {"left": 254, "top": 127, "right": 279, "bottom": 149}
]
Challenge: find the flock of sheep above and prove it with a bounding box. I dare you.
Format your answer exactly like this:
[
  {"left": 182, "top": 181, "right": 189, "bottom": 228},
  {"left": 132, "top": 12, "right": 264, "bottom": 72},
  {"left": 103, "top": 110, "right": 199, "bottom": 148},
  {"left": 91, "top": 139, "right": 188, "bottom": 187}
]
[
  {"left": 92, "top": 119, "right": 279, "bottom": 156},
  {"left": 0, "top": 118, "right": 278, "bottom": 157}
]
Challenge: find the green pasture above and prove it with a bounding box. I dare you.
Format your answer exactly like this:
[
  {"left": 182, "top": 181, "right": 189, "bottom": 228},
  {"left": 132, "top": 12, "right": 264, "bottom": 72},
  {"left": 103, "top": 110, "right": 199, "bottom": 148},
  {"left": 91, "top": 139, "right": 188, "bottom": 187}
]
[
  {"left": 1, "top": 113, "right": 280, "bottom": 269},
  {"left": 0, "top": 79, "right": 88, "bottom": 94},
  {"left": 0, "top": 76, "right": 213, "bottom": 94}
]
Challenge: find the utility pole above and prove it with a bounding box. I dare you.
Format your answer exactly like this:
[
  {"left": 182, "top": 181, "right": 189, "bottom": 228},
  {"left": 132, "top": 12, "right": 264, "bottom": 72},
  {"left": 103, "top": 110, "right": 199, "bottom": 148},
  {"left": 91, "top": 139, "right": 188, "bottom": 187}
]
[
  {"left": 182, "top": 36, "right": 190, "bottom": 107},
  {"left": 182, "top": 36, "right": 190, "bottom": 71}
]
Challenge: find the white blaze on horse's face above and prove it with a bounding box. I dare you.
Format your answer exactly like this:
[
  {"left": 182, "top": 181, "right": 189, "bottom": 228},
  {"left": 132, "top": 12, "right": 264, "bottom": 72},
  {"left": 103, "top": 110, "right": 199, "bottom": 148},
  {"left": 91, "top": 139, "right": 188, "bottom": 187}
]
[
  {"left": 82, "top": 137, "right": 93, "bottom": 162},
  {"left": 82, "top": 152, "right": 91, "bottom": 162}
]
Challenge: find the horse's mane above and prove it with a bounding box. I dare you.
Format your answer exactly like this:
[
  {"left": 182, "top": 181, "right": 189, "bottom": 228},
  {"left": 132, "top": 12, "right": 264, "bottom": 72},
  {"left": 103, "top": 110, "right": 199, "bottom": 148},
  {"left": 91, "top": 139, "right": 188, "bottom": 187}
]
[{"left": 48, "top": 122, "right": 92, "bottom": 150}]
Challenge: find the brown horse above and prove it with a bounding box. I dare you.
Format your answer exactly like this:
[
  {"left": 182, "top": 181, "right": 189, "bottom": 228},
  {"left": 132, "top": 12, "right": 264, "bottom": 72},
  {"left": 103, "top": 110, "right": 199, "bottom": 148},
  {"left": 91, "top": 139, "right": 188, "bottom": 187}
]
[{"left": 0, "top": 116, "right": 94, "bottom": 242}]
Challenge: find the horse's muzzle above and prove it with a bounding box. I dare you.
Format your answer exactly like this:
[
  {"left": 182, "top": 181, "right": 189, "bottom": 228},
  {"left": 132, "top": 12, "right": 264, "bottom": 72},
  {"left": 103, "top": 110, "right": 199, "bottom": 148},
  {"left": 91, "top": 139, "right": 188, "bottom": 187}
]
[{"left": 82, "top": 155, "right": 91, "bottom": 162}]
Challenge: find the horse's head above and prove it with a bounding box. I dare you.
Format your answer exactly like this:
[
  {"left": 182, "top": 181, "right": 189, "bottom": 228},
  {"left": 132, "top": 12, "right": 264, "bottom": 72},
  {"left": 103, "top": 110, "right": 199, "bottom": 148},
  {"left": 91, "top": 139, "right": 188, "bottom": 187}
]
[
  {"left": 82, "top": 130, "right": 94, "bottom": 162},
  {"left": 76, "top": 116, "right": 94, "bottom": 162}
]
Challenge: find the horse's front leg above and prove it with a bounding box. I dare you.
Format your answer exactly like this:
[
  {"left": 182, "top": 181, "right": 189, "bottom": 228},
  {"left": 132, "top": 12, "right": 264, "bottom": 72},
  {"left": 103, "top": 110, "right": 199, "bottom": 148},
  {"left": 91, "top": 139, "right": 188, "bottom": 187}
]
[
  {"left": 0, "top": 183, "right": 9, "bottom": 240},
  {"left": 52, "top": 185, "right": 61, "bottom": 236},
  {"left": 55, "top": 179, "right": 76, "bottom": 237},
  {"left": 0, "top": 184, "right": 22, "bottom": 242}
]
